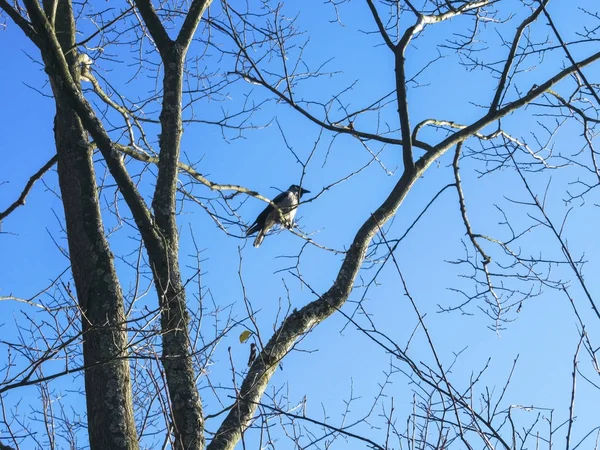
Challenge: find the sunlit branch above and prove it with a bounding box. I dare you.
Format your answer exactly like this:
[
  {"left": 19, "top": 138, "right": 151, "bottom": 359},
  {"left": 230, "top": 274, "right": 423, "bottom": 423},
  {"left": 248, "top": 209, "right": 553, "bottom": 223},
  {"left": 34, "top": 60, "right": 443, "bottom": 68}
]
[{"left": 426, "top": 50, "right": 600, "bottom": 164}]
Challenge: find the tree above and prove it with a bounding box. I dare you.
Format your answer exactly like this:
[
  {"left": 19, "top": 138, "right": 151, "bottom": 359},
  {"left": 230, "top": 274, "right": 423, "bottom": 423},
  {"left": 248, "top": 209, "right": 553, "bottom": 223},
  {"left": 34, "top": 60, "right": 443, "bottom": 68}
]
[{"left": 1, "top": 0, "right": 600, "bottom": 449}]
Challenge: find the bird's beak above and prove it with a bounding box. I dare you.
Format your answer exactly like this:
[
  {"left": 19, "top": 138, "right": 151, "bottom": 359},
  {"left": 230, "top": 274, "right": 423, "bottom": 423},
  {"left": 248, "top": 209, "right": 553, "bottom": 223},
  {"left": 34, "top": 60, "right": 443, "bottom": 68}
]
[{"left": 301, "top": 188, "right": 311, "bottom": 195}]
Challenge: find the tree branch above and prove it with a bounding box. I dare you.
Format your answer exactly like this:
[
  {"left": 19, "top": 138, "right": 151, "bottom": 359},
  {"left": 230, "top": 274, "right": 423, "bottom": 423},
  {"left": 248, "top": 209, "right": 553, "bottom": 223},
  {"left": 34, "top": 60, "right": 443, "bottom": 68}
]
[
  {"left": 489, "top": 0, "right": 548, "bottom": 112},
  {"left": 365, "top": 0, "right": 395, "bottom": 51},
  {"left": 540, "top": 1, "right": 600, "bottom": 107},
  {"left": 132, "top": 0, "right": 172, "bottom": 55},
  {"left": 207, "top": 45, "right": 600, "bottom": 450},
  {"left": 394, "top": 19, "right": 424, "bottom": 173},
  {"left": 429, "top": 50, "right": 600, "bottom": 163},
  {"left": 21, "top": 0, "right": 159, "bottom": 249},
  {"left": 176, "top": 0, "right": 213, "bottom": 49},
  {"left": 116, "top": 144, "right": 274, "bottom": 206},
  {"left": 41, "top": 0, "right": 57, "bottom": 26},
  {"left": 0, "top": 0, "right": 40, "bottom": 45},
  {"left": 422, "top": 0, "right": 489, "bottom": 23},
  {"left": 207, "top": 158, "right": 428, "bottom": 450},
  {"left": 0, "top": 155, "right": 57, "bottom": 222},
  {"left": 232, "top": 72, "right": 434, "bottom": 152}
]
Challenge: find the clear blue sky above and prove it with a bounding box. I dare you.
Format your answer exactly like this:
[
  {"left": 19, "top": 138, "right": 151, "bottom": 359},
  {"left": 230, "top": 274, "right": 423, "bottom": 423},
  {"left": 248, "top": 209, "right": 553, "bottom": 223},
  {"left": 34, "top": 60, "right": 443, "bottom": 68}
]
[{"left": 1, "top": 0, "right": 600, "bottom": 448}]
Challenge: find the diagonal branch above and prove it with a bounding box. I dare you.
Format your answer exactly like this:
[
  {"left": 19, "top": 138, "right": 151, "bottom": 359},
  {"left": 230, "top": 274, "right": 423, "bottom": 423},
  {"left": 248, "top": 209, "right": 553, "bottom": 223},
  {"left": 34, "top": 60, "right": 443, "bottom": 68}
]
[
  {"left": 132, "top": 0, "right": 172, "bottom": 54},
  {"left": 540, "top": 1, "right": 600, "bottom": 107},
  {"left": 0, "top": 0, "right": 40, "bottom": 45},
  {"left": 0, "top": 155, "right": 57, "bottom": 222},
  {"left": 207, "top": 154, "right": 429, "bottom": 450},
  {"left": 176, "top": 0, "right": 213, "bottom": 49},
  {"left": 365, "top": 0, "right": 395, "bottom": 51},
  {"left": 427, "top": 50, "right": 600, "bottom": 164},
  {"left": 116, "top": 144, "right": 274, "bottom": 205},
  {"left": 489, "top": 0, "right": 549, "bottom": 112},
  {"left": 232, "top": 72, "right": 434, "bottom": 152}
]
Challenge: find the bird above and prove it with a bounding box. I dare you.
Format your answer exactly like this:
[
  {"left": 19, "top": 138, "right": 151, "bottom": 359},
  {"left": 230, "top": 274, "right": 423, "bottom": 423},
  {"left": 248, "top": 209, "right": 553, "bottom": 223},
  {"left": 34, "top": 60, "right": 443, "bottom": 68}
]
[{"left": 246, "top": 184, "right": 310, "bottom": 247}]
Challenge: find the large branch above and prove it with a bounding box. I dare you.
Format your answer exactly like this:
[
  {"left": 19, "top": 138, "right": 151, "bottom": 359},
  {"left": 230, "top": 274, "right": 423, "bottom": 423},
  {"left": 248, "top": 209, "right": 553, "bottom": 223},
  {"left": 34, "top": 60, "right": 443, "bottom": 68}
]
[
  {"left": 207, "top": 164, "right": 425, "bottom": 450},
  {"left": 19, "top": 2, "right": 206, "bottom": 447},
  {"left": 206, "top": 48, "right": 600, "bottom": 450},
  {"left": 0, "top": 0, "right": 40, "bottom": 45},
  {"left": 176, "top": 0, "right": 213, "bottom": 49},
  {"left": 134, "top": 2, "right": 212, "bottom": 449},
  {"left": 17, "top": 1, "right": 141, "bottom": 448},
  {"left": 132, "top": 0, "right": 172, "bottom": 54}
]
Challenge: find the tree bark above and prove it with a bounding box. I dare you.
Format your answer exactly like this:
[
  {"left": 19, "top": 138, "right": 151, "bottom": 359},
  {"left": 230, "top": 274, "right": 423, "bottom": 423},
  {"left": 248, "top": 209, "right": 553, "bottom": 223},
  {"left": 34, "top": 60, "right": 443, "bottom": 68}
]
[
  {"left": 49, "top": 1, "right": 138, "bottom": 448},
  {"left": 151, "top": 50, "right": 205, "bottom": 450}
]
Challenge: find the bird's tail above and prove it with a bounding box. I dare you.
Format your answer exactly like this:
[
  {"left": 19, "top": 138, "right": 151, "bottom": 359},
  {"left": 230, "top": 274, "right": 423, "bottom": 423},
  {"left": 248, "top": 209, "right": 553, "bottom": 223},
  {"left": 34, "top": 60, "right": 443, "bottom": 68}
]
[{"left": 253, "top": 231, "right": 265, "bottom": 248}]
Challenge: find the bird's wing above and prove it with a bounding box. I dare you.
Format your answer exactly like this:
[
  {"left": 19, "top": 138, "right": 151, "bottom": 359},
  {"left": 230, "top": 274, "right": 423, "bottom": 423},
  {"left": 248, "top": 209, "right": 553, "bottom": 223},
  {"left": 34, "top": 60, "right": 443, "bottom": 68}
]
[
  {"left": 246, "top": 191, "right": 290, "bottom": 236},
  {"left": 274, "top": 191, "right": 295, "bottom": 208},
  {"left": 272, "top": 190, "right": 292, "bottom": 204},
  {"left": 246, "top": 205, "right": 272, "bottom": 236}
]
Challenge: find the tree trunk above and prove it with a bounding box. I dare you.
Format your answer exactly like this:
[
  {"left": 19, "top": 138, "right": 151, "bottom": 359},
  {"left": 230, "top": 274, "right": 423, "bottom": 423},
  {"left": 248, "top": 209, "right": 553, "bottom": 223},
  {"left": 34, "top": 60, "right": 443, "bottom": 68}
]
[
  {"left": 151, "top": 49, "right": 205, "bottom": 450},
  {"left": 50, "top": 1, "right": 138, "bottom": 448}
]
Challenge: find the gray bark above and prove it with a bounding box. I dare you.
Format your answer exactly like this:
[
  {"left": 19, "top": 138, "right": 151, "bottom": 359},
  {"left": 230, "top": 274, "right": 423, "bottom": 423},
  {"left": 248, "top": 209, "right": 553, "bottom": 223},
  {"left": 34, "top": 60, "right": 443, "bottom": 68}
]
[
  {"left": 129, "top": 1, "right": 214, "bottom": 446},
  {"left": 48, "top": 0, "right": 138, "bottom": 448},
  {"left": 152, "top": 53, "right": 205, "bottom": 450},
  {"left": 20, "top": 0, "right": 213, "bottom": 447}
]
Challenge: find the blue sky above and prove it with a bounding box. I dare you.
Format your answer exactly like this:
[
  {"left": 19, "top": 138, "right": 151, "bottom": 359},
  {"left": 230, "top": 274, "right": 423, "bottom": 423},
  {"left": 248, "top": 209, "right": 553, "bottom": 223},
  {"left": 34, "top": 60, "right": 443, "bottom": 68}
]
[{"left": 2, "top": 0, "right": 600, "bottom": 448}]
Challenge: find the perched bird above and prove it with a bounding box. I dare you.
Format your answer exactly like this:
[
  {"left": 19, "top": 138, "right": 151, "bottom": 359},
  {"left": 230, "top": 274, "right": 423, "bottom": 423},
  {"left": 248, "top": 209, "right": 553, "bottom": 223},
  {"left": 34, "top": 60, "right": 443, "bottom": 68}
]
[{"left": 246, "top": 184, "right": 310, "bottom": 247}]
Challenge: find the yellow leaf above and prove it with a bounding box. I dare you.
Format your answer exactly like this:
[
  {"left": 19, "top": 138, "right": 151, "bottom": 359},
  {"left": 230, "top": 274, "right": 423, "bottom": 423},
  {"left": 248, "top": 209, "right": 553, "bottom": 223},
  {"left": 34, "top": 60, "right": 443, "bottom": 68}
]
[{"left": 239, "top": 330, "right": 252, "bottom": 343}]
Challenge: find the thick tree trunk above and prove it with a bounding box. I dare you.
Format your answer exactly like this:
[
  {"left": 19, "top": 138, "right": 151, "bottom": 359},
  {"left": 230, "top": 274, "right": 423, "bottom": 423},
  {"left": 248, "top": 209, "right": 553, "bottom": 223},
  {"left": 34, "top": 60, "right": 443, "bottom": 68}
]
[
  {"left": 50, "top": 1, "right": 138, "bottom": 448},
  {"left": 54, "top": 105, "right": 138, "bottom": 450}
]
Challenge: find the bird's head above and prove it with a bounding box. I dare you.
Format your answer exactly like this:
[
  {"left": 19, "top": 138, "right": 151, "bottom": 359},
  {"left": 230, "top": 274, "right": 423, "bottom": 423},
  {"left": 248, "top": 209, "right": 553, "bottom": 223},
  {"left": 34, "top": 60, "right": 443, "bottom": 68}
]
[{"left": 289, "top": 184, "right": 311, "bottom": 198}]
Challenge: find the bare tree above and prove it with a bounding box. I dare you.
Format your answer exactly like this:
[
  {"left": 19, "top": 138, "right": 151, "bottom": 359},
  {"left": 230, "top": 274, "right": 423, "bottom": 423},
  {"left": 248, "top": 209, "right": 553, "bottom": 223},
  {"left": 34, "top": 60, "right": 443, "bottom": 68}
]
[{"left": 1, "top": 0, "right": 600, "bottom": 449}]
